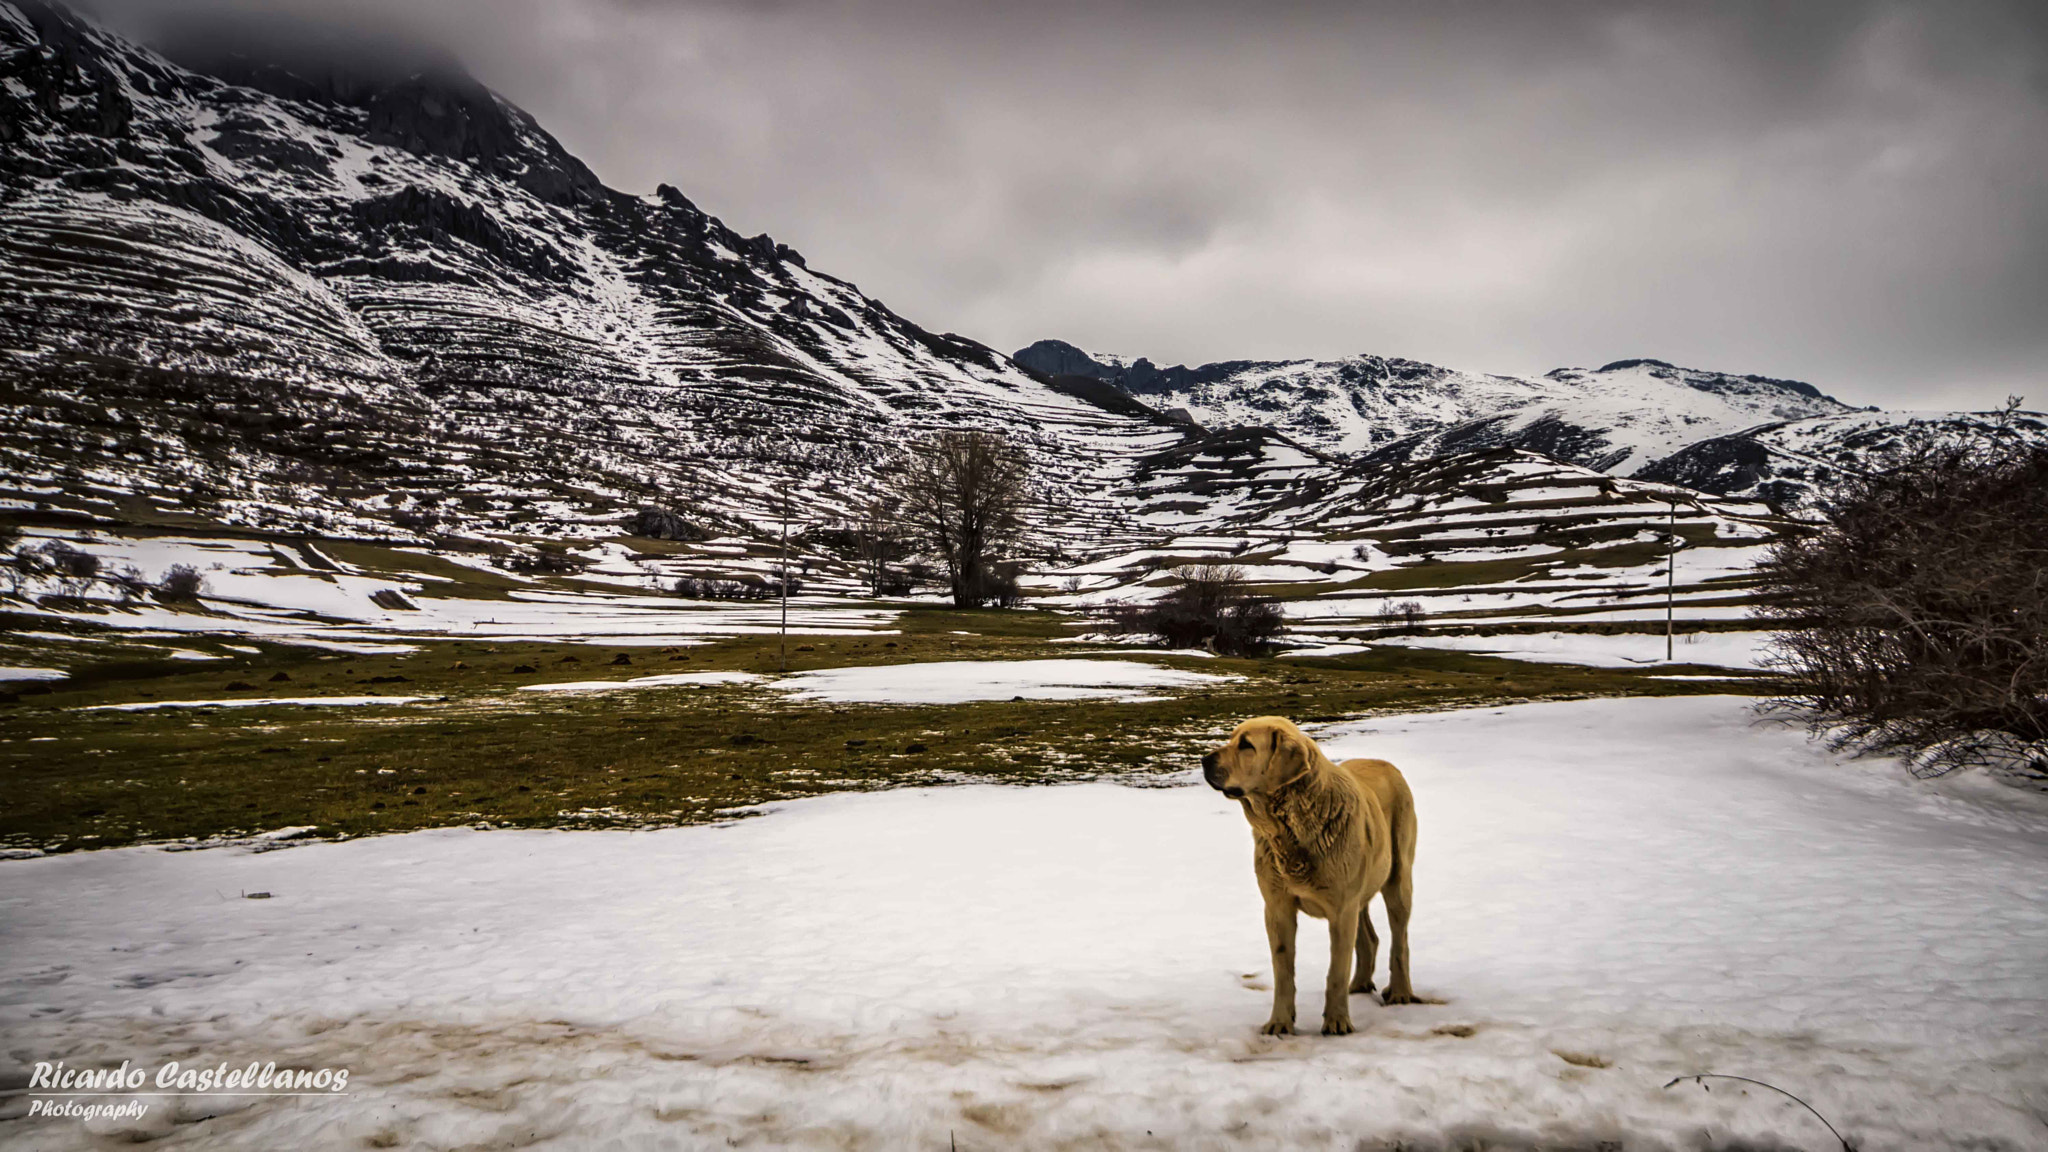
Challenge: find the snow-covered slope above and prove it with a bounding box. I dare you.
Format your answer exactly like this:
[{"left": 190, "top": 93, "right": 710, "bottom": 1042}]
[
  {"left": 8, "top": 697, "right": 2043, "bottom": 1149},
  {"left": 1041, "top": 445, "right": 1790, "bottom": 637},
  {"left": 0, "top": 1, "right": 1182, "bottom": 553},
  {"left": 5, "top": 0, "right": 2003, "bottom": 635},
  {"left": 1636, "top": 408, "right": 2048, "bottom": 512},
  {"left": 1016, "top": 341, "right": 1850, "bottom": 473},
  {"left": 1371, "top": 359, "right": 1852, "bottom": 476}
]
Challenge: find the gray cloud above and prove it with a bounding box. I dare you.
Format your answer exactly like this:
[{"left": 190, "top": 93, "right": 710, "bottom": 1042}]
[{"left": 86, "top": 0, "right": 2048, "bottom": 408}]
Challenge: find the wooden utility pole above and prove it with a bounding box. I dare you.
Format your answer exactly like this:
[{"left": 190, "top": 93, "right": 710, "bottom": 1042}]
[
  {"left": 779, "top": 489, "right": 791, "bottom": 673},
  {"left": 1666, "top": 499, "right": 1677, "bottom": 663}
]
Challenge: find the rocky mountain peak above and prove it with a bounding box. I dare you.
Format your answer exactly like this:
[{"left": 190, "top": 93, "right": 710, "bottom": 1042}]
[
  {"left": 149, "top": 10, "right": 602, "bottom": 205},
  {"left": 1014, "top": 339, "right": 1120, "bottom": 382}
]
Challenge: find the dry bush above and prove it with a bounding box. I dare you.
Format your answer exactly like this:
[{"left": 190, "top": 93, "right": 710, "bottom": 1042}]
[
  {"left": 40, "top": 541, "right": 99, "bottom": 585},
  {"left": 1753, "top": 441, "right": 2048, "bottom": 782},
  {"left": 1107, "top": 564, "right": 1283, "bottom": 657},
  {"left": 673, "top": 575, "right": 797, "bottom": 601},
  {"left": 503, "top": 549, "right": 584, "bottom": 576},
  {"left": 630, "top": 506, "right": 708, "bottom": 542},
  {"left": 157, "top": 564, "right": 205, "bottom": 600},
  {"left": 845, "top": 495, "right": 910, "bottom": 596},
  {"left": 1376, "top": 599, "right": 1426, "bottom": 634}
]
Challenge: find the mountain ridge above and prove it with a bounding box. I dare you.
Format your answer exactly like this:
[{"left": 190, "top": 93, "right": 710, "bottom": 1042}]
[
  {"left": 0, "top": 0, "right": 1192, "bottom": 558},
  {"left": 5, "top": 0, "right": 2041, "bottom": 614},
  {"left": 1012, "top": 339, "right": 1853, "bottom": 471}
]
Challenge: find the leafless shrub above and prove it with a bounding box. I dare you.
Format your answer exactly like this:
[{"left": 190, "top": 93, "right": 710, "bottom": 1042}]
[
  {"left": 981, "top": 560, "right": 1026, "bottom": 608},
  {"left": 4, "top": 547, "right": 45, "bottom": 595},
  {"left": 503, "top": 550, "right": 583, "bottom": 576},
  {"left": 673, "top": 575, "right": 799, "bottom": 601},
  {"left": 111, "top": 564, "right": 149, "bottom": 601},
  {"left": 40, "top": 541, "right": 99, "bottom": 586},
  {"left": 846, "top": 495, "right": 910, "bottom": 596},
  {"left": 1105, "top": 564, "right": 1283, "bottom": 657},
  {"left": 1376, "top": 599, "right": 1426, "bottom": 634},
  {"left": 157, "top": 564, "right": 206, "bottom": 600},
  {"left": 393, "top": 505, "right": 444, "bottom": 534},
  {"left": 1753, "top": 436, "right": 2047, "bottom": 780},
  {"left": 630, "top": 506, "right": 708, "bottom": 542}
]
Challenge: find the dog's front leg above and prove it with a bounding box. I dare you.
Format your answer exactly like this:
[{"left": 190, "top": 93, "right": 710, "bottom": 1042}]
[
  {"left": 1322, "top": 901, "right": 1360, "bottom": 1035},
  {"left": 1260, "top": 896, "right": 1298, "bottom": 1035}
]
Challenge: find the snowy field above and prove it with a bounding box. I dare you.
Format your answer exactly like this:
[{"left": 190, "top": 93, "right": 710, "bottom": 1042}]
[
  {"left": 1373, "top": 630, "right": 1776, "bottom": 670},
  {"left": 4, "top": 697, "right": 2045, "bottom": 1150},
  {"left": 519, "top": 671, "right": 765, "bottom": 693},
  {"left": 5, "top": 530, "right": 902, "bottom": 654},
  {"left": 773, "top": 658, "right": 1236, "bottom": 704}
]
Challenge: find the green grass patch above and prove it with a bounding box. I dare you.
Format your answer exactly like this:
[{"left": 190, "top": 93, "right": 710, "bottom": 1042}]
[{"left": 0, "top": 610, "right": 1768, "bottom": 855}]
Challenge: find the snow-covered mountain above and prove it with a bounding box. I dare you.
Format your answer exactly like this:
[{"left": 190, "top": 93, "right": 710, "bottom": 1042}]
[
  {"left": 1, "top": 0, "right": 2026, "bottom": 621},
  {"left": 1636, "top": 408, "right": 2048, "bottom": 512},
  {"left": 0, "top": 1, "right": 1184, "bottom": 551},
  {"left": 1014, "top": 341, "right": 1851, "bottom": 473}
]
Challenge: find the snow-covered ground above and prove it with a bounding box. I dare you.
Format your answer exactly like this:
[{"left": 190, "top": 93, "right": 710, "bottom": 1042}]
[
  {"left": 80, "top": 695, "right": 433, "bottom": 712},
  {"left": 773, "top": 658, "right": 1236, "bottom": 704},
  {"left": 4, "top": 531, "right": 903, "bottom": 654},
  {"left": 1374, "top": 629, "right": 1776, "bottom": 670},
  {"left": 4, "top": 697, "right": 2044, "bottom": 1149},
  {"left": 518, "top": 671, "right": 765, "bottom": 693}
]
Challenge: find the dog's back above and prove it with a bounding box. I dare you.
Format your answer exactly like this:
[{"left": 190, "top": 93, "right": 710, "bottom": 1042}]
[{"left": 1337, "top": 757, "right": 1416, "bottom": 874}]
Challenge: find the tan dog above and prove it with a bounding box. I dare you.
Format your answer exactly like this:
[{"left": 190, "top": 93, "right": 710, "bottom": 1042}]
[{"left": 1202, "top": 716, "right": 1418, "bottom": 1035}]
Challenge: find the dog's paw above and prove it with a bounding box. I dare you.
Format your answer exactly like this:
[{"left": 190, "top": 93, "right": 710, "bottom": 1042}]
[
  {"left": 1259, "top": 1019, "right": 1294, "bottom": 1036},
  {"left": 1349, "top": 979, "right": 1376, "bottom": 995},
  {"left": 1380, "top": 989, "right": 1423, "bottom": 1006},
  {"left": 1321, "top": 1016, "right": 1354, "bottom": 1036}
]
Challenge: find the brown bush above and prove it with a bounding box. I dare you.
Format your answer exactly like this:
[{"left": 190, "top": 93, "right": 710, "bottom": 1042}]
[
  {"left": 1753, "top": 443, "right": 2048, "bottom": 779},
  {"left": 1106, "top": 564, "right": 1283, "bottom": 657},
  {"left": 157, "top": 564, "right": 206, "bottom": 600}
]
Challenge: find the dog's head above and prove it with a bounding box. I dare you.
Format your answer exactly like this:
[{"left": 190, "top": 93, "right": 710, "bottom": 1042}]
[{"left": 1202, "top": 716, "right": 1315, "bottom": 799}]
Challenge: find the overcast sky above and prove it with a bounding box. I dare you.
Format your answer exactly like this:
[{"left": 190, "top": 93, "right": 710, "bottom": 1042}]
[{"left": 92, "top": 0, "right": 2048, "bottom": 409}]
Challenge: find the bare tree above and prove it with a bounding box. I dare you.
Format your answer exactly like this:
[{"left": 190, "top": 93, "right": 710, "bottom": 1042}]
[
  {"left": 1753, "top": 441, "right": 2047, "bottom": 779},
  {"left": 849, "top": 493, "right": 910, "bottom": 596},
  {"left": 886, "top": 431, "right": 1032, "bottom": 608}
]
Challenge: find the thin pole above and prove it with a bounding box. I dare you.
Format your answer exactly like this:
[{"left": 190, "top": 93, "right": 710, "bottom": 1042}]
[
  {"left": 1666, "top": 499, "right": 1676, "bottom": 663},
  {"left": 779, "top": 489, "right": 790, "bottom": 673}
]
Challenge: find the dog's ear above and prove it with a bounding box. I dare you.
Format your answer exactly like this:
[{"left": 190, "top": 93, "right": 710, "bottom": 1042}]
[{"left": 1266, "top": 725, "right": 1312, "bottom": 790}]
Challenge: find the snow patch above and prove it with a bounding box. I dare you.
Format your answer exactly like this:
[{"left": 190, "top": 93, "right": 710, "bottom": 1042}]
[
  {"left": 1, "top": 698, "right": 2042, "bottom": 1149},
  {"left": 519, "top": 671, "right": 765, "bottom": 693},
  {"left": 773, "top": 658, "right": 1237, "bottom": 704}
]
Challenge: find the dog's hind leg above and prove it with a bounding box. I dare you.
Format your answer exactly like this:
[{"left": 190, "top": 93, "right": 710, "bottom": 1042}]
[
  {"left": 1380, "top": 870, "right": 1418, "bottom": 1005},
  {"left": 1351, "top": 903, "right": 1379, "bottom": 994},
  {"left": 1260, "top": 896, "right": 1298, "bottom": 1035}
]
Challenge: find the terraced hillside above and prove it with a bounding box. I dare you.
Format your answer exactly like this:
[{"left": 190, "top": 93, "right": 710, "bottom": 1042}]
[
  {"left": 1637, "top": 408, "right": 2048, "bottom": 512},
  {"left": 0, "top": 1, "right": 1183, "bottom": 557},
  {"left": 1046, "top": 448, "right": 1787, "bottom": 642},
  {"left": 7, "top": 0, "right": 2037, "bottom": 651}
]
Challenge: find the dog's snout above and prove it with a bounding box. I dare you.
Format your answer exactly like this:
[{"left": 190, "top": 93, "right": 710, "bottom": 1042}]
[
  {"left": 1222, "top": 786, "right": 1245, "bottom": 799},
  {"left": 1201, "top": 752, "right": 1217, "bottom": 772}
]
